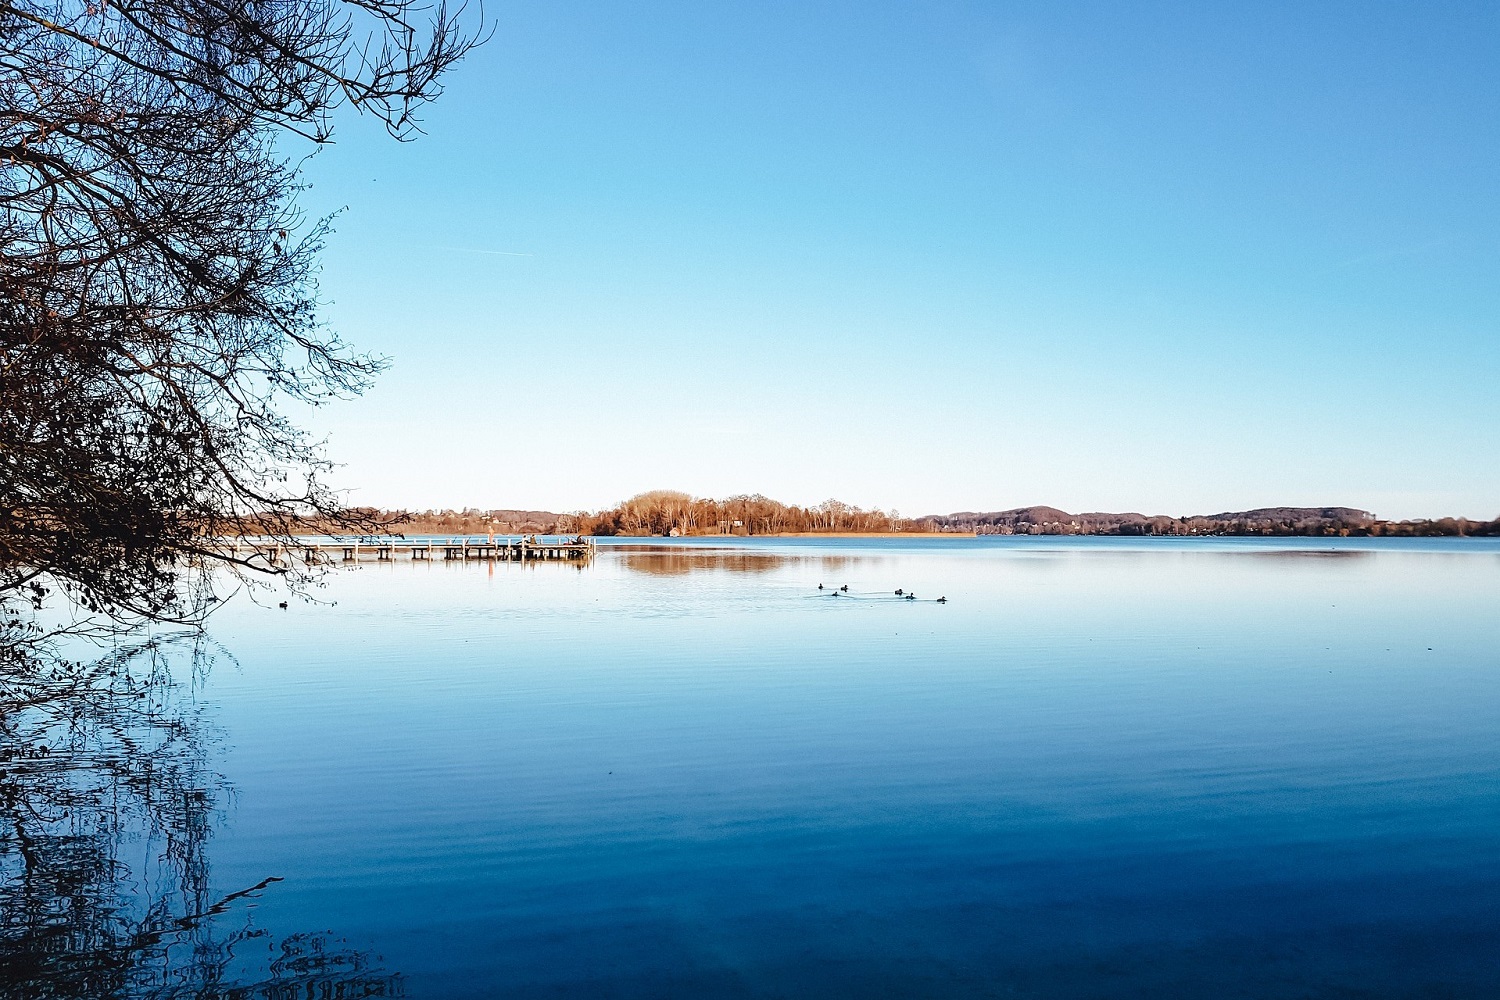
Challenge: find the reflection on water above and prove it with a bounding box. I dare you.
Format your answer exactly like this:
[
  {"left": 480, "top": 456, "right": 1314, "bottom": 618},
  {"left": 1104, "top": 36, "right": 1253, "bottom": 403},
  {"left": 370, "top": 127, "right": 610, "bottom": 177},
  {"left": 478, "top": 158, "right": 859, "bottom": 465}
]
[
  {"left": 9, "top": 537, "right": 1500, "bottom": 998},
  {"left": 617, "top": 547, "right": 862, "bottom": 577},
  {"left": 1241, "top": 548, "right": 1377, "bottom": 561},
  {"left": 0, "top": 635, "right": 400, "bottom": 998}
]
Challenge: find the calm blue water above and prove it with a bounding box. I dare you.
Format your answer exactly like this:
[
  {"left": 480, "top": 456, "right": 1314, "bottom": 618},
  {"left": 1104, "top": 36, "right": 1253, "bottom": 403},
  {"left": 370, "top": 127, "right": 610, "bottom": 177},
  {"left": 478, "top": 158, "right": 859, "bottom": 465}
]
[{"left": 18, "top": 537, "right": 1500, "bottom": 997}]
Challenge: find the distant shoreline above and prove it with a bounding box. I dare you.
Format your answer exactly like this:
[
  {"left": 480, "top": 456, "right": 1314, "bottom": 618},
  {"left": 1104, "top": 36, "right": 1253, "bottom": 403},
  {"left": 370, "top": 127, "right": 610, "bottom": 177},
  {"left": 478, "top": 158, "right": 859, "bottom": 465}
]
[
  {"left": 284, "top": 530, "right": 975, "bottom": 540},
  {"left": 604, "top": 531, "right": 978, "bottom": 539},
  {"left": 296, "top": 499, "right": 1500, "bottom": 540}
]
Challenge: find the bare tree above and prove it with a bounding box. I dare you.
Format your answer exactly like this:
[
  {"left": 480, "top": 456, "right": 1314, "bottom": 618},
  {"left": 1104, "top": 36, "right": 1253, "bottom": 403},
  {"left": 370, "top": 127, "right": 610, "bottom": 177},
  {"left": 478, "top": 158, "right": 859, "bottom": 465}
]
[{"left": 0, "top": 1, "right": 483, "bottom": 627}]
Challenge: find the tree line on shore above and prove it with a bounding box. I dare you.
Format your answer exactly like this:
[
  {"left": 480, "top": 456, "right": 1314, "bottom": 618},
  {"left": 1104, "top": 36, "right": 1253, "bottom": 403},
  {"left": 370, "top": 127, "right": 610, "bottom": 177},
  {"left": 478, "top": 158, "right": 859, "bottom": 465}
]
[
  {"left": 356, "top": 492, "right": 919, "bottom": 537},
  {"left": 566, "top": 491, "right": 916, "bottom": 536},
  {"left": 931, "top": 506, "right": 1500, "bottom": 537},
  {"left": 351, "top": 495, "right": 1500, "bottom": 538}
]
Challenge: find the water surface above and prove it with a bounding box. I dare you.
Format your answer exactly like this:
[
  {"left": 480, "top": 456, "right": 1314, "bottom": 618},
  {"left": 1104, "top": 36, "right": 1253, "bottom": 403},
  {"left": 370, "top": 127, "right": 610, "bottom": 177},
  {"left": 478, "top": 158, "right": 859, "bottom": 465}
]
[{"left": 10, "top": 537, "right": 1500, "bottom": 997}]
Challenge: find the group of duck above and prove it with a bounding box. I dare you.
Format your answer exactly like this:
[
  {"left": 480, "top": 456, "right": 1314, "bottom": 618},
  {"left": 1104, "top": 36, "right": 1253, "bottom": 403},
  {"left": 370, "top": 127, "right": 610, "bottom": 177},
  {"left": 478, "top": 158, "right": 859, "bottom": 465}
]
[{"left": 817, "top": 583, "right": 946, "bottom": 603}]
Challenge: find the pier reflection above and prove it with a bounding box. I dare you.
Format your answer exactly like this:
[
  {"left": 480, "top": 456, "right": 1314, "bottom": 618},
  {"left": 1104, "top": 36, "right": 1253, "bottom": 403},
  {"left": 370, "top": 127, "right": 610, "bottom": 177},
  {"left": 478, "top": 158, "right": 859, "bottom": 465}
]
[{"left": 0, "top": 635, "right": 400, "bottom": 999}]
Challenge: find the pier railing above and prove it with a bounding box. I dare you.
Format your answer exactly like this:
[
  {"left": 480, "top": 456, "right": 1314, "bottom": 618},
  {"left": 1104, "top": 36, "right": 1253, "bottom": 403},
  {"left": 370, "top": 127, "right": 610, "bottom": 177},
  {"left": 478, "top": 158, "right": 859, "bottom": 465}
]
[{"left": 225, "top": 535, "right": 596, "bottom": 564}]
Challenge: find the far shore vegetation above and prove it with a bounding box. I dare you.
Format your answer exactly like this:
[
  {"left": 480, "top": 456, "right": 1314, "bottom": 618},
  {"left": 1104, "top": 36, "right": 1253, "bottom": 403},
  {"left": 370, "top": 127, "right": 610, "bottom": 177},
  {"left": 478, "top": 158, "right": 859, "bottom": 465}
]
[{"left": 342, "top": 492, "right": 1500, "bottom": 540}]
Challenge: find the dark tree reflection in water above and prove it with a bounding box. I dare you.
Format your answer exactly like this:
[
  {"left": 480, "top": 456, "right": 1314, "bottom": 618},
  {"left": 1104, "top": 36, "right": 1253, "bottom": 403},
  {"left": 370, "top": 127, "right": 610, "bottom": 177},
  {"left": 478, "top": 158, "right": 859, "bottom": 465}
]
[
  {"left": 0, "top": 634, "right": 400, "bottom": 999},
  {"left": 618, "top": 547, "right": 862, "bottom": 577}
]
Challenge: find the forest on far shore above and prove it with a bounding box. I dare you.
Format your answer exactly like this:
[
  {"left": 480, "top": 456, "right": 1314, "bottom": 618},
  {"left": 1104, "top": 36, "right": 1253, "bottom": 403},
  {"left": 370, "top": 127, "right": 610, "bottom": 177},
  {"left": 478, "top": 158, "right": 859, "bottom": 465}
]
[{"left": 341, "top": 492, "right": 1500, "bottom": 539}]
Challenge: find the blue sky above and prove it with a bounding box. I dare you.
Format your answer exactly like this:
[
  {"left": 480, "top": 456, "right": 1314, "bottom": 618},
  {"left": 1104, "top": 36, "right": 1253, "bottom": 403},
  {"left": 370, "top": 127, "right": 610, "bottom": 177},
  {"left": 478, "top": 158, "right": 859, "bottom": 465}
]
[{"left": 300, "top": 1, "right": 1498, "bottom": 519}]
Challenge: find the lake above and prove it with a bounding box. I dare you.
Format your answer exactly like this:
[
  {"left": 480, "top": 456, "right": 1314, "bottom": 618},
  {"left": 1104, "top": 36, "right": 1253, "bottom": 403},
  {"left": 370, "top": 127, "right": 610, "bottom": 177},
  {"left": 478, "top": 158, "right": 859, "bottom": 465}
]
[{"left": 6, "top": 537, "right": 1500, "bottom": 997}]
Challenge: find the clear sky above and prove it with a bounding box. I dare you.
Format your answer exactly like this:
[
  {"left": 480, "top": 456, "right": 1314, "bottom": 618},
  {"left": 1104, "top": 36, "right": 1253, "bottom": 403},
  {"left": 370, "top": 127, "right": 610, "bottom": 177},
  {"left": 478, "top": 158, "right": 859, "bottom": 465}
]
[{"left": 299, "top": 1, "right": 1499, "bottom": 520}]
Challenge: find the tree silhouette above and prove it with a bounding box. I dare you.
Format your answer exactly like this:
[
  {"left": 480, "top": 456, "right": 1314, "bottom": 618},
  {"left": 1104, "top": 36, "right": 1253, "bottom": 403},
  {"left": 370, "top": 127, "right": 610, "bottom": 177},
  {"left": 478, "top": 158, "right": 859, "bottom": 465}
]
[{"left": 0, "top": 1, "right": 483, "bottom": 626}]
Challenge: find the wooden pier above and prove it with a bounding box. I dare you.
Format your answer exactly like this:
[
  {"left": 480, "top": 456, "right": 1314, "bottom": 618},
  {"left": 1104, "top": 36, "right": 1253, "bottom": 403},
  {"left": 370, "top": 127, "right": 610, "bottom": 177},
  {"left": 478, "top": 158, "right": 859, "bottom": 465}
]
[{"left": 229, "top": 535, "right": 596, "bottom": 565}]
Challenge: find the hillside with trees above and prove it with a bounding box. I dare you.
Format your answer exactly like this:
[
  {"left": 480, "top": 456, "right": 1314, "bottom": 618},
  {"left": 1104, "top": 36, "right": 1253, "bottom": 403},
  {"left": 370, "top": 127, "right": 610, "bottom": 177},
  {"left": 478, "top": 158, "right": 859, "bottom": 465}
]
[
  {"left": 566, "top": 491, "right": 915, "bottom": 536},
  {"left": 357, "top": 495, "right": 1500, "bottom": 538},
  {"left": 356, "top": 509, "right": 567, "bottom": 536},
  {"left": 928, "top": 506, "right": 1500, "bottom": 537}
]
